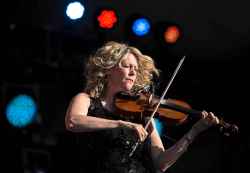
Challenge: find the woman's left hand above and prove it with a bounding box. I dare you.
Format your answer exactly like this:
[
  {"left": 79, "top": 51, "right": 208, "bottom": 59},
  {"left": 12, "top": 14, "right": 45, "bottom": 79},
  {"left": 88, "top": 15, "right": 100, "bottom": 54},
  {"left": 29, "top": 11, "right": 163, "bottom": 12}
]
[
  {"left": 199, "top": 110, "right": 220, "bottom": 126},
  {"left": 191, "top": 111, "right": 220, "bottom": 135}
]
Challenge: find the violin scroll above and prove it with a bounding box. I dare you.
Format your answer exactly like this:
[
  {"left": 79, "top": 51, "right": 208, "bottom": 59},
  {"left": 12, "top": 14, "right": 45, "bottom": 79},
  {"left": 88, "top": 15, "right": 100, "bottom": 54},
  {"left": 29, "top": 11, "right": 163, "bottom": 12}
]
[{"left": 219, "top": 118, "right": 239, "bottom": 136}]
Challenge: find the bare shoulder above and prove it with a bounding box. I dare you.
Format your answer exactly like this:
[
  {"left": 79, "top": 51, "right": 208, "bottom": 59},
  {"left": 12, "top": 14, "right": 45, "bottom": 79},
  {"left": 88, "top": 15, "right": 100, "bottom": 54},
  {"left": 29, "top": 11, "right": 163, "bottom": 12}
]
[
  {"left": 72, "top": 92, "right": 91, "bottom": 102},
  {"left": 71, "top": 92, "right": 90, "bottom": 105},
  {"left": 66, "top": 92, "right": 91, "bottom": 117}
]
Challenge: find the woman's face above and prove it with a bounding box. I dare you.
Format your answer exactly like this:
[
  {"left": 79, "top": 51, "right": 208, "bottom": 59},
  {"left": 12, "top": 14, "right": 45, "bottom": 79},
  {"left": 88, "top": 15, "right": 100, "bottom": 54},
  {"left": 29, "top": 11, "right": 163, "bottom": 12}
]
[{"left": 108, "top": 52, "right": 138, "bottom": 92}]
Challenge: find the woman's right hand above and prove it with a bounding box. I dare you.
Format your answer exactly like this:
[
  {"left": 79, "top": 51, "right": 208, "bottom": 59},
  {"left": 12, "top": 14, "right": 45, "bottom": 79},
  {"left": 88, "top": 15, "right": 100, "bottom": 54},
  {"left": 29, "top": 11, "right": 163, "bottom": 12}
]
[{"left": 118, "top": 120, "right": 148, "bottom": 142}]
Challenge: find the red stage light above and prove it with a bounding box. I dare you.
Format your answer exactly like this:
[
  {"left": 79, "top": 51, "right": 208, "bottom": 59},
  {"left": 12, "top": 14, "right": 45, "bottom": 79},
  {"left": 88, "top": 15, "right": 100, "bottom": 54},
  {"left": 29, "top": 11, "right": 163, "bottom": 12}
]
[
  {"left": 97, "top": 10, "right": 118, "bottom": 29},
  {"left": 164, "top": 26, "right": 180, "bottom": 43}
]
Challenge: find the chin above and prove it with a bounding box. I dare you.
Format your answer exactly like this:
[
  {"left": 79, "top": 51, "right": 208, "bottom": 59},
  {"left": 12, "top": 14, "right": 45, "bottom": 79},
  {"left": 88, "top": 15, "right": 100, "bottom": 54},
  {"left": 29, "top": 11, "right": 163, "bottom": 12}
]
[{"left": 121, "top": 84, "right": 133, "bottom": 92}]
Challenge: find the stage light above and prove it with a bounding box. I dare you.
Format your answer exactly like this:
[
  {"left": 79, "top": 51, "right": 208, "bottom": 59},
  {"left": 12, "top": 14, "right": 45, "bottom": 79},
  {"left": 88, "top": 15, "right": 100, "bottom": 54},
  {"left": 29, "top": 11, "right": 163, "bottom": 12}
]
[
  {"left": 132, "top": 18, "right": 151, "bottom": 36},
  {"left": 154, "top": 118, "right": 164, "bottom": 136},
  {"left": 66, "top": 1, "right": 85, "bottom": 20},
  {"left": 5, "top": 94, "right": 38, "bottom": 128},
  {"left": 97, "top": 9, "right": 118, "bottom": 29},
  {"left": 154, "top": 22, "right": 182, "bottom": 46},
  {"left": 164, "top": 25, "right": 180, "bottom": 44}
]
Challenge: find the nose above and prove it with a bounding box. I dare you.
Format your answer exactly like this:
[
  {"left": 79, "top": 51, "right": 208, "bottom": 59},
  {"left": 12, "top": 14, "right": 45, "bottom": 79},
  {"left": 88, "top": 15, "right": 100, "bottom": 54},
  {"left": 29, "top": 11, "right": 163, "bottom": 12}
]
[{"left": 129, "top": 66, "right": 136, "bottom": 75}]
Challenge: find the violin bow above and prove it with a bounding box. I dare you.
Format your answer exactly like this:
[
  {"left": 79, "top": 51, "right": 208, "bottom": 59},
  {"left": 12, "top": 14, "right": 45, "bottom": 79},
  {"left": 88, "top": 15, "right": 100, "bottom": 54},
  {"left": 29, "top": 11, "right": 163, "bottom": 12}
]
[{"left": 128, "top": 55, "right": 186, "bottom": 158}]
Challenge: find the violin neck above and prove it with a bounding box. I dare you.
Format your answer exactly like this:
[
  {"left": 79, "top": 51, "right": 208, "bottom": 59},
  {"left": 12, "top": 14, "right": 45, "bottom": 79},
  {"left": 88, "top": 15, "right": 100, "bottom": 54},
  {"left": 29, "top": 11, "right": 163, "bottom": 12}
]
[{"left": 161, "top": 102, "right": 201, "bottom": 117}]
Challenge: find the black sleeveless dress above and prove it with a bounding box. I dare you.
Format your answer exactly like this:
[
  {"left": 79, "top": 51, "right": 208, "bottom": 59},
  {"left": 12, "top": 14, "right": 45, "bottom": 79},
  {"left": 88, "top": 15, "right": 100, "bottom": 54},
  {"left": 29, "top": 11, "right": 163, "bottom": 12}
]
[{"left": 77, "top": 98, "right": 155, "bottom": 173}]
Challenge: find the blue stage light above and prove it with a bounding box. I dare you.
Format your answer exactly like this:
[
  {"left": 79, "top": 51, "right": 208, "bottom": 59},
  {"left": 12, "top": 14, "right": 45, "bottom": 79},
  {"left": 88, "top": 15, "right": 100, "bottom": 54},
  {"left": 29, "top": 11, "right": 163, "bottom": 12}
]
[
  {"left": 154, "top": 118, "right": 164, "bottom": 136},
  {"left": 132, "top": 18, "right": 151, "bottom": 36},
  {"left": 5, "top": 94, "right": 38, "bottom": 128}
]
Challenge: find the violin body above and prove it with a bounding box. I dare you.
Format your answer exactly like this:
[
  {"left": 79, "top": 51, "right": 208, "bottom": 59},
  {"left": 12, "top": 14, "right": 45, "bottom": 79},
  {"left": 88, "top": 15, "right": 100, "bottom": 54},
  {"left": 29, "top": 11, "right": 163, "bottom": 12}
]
[
  {"left": 114, "top": 91, "right": 239, "bottom": 136},
  {"left": 114, "top": 91, "right": 191, "bottom": 125}
]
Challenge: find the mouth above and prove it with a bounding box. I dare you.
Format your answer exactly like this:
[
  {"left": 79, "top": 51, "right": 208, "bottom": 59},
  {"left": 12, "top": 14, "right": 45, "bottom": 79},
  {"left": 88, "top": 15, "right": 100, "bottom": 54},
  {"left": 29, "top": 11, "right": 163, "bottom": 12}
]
[{"left": 125, "top": 79, "right": 134, "bottom": 83}]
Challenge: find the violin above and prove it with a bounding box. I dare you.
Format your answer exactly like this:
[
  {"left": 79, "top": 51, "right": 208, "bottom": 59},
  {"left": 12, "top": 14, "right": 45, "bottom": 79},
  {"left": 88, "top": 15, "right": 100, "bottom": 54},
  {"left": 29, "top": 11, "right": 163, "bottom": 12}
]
[
  {"left": 114, "top": 91, "right": 239, "bottom": 136},
  {"left": 117, "top": 56, "right": 239, "bottom": 159}
]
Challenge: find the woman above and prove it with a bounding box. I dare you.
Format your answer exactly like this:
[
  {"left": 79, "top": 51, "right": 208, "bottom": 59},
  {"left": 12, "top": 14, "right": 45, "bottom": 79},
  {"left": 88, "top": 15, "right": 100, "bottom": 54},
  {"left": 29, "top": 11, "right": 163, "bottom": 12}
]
[{"left": 65, "top": 41, "right": 219, "bottom": 173}]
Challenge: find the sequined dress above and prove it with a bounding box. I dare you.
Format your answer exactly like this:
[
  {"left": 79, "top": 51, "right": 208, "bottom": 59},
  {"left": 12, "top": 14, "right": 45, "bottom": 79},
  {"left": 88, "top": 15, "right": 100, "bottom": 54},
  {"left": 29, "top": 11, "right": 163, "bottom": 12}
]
[{"left": 77, "top": 98, "right": 155, "bottom": 173}]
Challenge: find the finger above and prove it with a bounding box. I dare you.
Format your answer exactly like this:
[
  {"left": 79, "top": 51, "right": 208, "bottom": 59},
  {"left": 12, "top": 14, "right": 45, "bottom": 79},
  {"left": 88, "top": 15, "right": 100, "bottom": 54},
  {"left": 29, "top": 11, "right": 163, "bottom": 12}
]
[
  {"left": 134, "top": 126, "right": 142, "bottom": 140},
  {"left": 133, "top": 125, "right": 145, "bottom": 142},
  {"left": 139, "top": 126, "right": 148, "bottom": 141},
  {"left": 215, "top": 116, "right": 220, "bottom": 124},
  {"left": 201, "top": 110, "right": 208, "bottom": 119},
  {"left": 209, "top": 112, "right": 220, "bottom": 124}
]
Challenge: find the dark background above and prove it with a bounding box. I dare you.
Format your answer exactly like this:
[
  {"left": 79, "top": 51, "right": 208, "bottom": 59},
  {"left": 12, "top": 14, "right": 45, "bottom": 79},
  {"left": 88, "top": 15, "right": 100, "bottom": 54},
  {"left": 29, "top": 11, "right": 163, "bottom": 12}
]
[{"left": 1, "top": 0, "right": 248, "bottom": 173}]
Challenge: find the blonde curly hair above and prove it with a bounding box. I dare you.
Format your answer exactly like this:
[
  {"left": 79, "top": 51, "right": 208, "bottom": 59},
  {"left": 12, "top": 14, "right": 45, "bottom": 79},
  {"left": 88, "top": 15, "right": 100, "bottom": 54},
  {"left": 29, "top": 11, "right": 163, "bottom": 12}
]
[{"left": 84, "top": 41, "right": 160, "bottom": 98}]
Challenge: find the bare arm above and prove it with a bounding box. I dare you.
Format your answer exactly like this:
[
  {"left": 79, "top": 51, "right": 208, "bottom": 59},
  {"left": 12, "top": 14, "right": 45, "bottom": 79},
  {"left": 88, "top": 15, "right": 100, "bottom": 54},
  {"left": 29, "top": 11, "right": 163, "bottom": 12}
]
[
  {"left": 65, "top": 93, "right": 149, "bottom": 142},
  {"left": 65, "top": 93, "right": 122, "bottom": 132},
  {"left": 150, "top": 111, "right": 219, "bottom": 172},
  {"left": 151, "top": 127, "right": 196, "bottom": 172}
]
